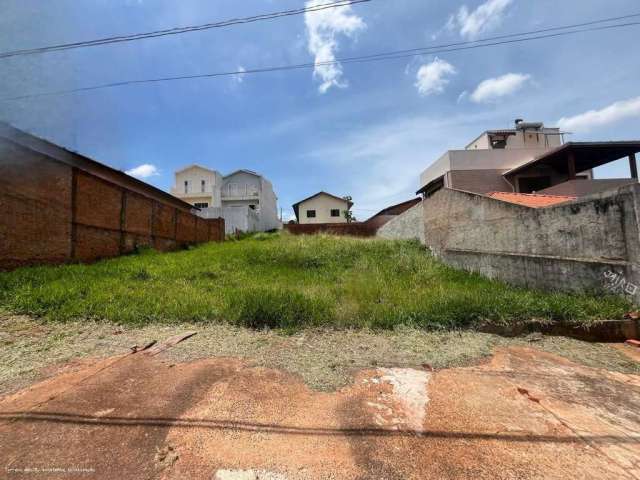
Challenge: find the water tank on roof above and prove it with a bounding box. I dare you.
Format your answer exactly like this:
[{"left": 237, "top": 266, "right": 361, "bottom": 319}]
[{"left": 515, "top": 119, "right": 544, "bottom": 130}]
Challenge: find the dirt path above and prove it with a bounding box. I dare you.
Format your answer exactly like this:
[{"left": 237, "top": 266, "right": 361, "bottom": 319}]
[{"left": 1, "top": 346, "right": 639, "bottom": 479}]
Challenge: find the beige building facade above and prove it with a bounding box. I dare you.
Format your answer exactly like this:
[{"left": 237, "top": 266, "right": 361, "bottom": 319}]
[
  {"left": 170, "top": 164, "right": 222, "bottom": 209},
  {"left": 292, "top": 192, "right": 353, "bottom": 224},
  {"left": 171, "top": 165, "right": 280, "bottom": 232},
  {"left": 419, "top": 120, "right": 593, "bottom": 196}
]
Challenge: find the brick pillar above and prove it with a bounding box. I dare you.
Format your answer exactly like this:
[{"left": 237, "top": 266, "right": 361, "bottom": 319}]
[{"left": 70, "top": 167, "right": 78, "bottom": 260}]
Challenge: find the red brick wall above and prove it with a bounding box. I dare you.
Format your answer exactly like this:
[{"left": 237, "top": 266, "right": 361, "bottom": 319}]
[
  {"left": 75, "top": 224, "right": 121, "bottom": 262},
  {"left": 208, "top": 218, "right": 223, "bottom": 242},
  {"left": 0, "top": 139, "right": 224, "bottom": 269},
  {"left": 75, "top": 171, "right": 122, "bottom": 231},
  {"left": 152, "top": 202, "right": 175, "bottom": 239},
  {"left": 285, "top": 222, "right": 376, "bottom": 237},
  {"left": 124, "top": 192, "right": 153, "bottom": 236},
  {"left": 195, "top": 217, "right": 209, "bottom": 243},
  {"left": 175, "top": 210, "right": 197, "bottom": 244},
  {"left": 0, "top": 142, "right": 73, "bottom": 268}
]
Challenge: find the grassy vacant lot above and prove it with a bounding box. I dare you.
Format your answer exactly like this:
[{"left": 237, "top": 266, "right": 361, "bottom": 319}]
[{"left": 0, "top": 233, "right": 629, "bottom": 329}]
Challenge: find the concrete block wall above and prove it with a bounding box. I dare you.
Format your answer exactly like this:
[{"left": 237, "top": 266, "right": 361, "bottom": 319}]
[
  {"left": 0, "top": 140, "right": 224, "bottom": 270},
  {"left": 376, "top": 202, "right": 425, "bottom": 244},
  {"left": 423, "top": 185, "right": 640, "bottom": 303}
]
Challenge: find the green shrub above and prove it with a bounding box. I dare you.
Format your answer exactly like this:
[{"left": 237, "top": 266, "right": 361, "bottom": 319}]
[{"left": 226, "top": 288, "right": 333, "bottom": 329}]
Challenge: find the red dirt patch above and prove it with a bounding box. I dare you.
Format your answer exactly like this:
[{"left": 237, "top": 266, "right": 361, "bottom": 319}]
[{"left": 1, "top": 347, "right": 638, "bottom": 479}]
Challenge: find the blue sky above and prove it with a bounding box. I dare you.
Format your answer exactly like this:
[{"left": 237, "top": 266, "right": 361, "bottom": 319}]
[{"left": 1, "top": 0, "right": 639, "bottom": 220}]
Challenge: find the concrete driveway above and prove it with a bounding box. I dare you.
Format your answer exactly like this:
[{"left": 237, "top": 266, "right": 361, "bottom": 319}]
[{"left": 1, "top": 346, "right": 639, "bottom": 479}]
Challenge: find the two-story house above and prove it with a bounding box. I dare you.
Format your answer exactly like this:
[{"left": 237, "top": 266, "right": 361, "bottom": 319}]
[
  {"left": 417, "top": 119, "right": 638, "bottom": 201},
  {"left": 171, "top": 165, "right": 280, "bottom": 233},
  {"left": 221, "top": 169, "right": 279, "bottom": 231},
  {"left": 171, "top": 164, "right": 222, "bottom": 209}
]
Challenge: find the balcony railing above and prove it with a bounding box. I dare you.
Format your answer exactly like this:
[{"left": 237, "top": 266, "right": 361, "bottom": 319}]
[
  {"left": 222, "top": 185, "right": 259, "bottom": 199},
  {"left": 170, "top": 188, "right": 214, "bottom": 198}
]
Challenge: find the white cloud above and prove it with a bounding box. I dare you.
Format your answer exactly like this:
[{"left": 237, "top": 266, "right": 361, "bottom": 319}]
[
  {"left": 126, "top": 164, "right": 159, "bottom": 178},
  {"left": 470, "top": 73, "right": 531, "bottom": 103},
  {"left": 558, "top": 97, "right": 640, "bottom": 133},
  {"left": 304, "top": 0, "right": 365, "bottom": 94},
  {"left": 415, "top": 58, "right": 456, "bottom": 96},
  {"left": 449, "top": 0, "right": 513, "bottom": 39},
  {"left": 234, "top": 66, "right": 246, "bottom": 84}
]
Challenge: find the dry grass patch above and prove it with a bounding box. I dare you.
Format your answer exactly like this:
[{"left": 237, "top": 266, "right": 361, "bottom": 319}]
[{"left": 1, "top": 315, "right": 637, "bottom": 394}]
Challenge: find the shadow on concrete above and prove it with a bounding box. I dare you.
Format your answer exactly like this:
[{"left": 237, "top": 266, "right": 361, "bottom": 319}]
[{"left": 0, "top": 411, "right": 636, "bottom": 444}]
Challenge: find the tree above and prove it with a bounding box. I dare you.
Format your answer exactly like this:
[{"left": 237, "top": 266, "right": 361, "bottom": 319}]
[{"left": 342, "top": 196, "right": 356, "bottom": 223}]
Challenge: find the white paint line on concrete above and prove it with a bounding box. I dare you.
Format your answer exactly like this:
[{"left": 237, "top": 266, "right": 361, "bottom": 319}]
[
  {"left": 377, "top": 368, "right": 431, "bottom": 432},
  {"left": 214, "top": 469, "right": 288, "bottom": 480}
]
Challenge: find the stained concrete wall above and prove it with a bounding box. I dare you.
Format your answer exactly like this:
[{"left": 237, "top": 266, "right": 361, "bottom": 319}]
[
  {"left": 0, "top": 138, "right": 224, "bottom": 270},
  {"left": 377, "top": 202, "right": 425, "bottom": 244},
  {"left": 200, "top": 206, "right": 261, "bottom": 235},
  {"left": 423, "top": 185, "right": 640, "bottom": 303}
]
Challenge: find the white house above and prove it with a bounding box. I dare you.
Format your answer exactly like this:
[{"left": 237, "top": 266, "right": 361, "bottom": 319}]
[
  {"left": 171, "top": 165, "right": 280, "bottom": 233},
  {"left": 221, "top": 169, "right": 280, "bottom": 231},
  {"left": 292, "top": 192, "right": 353, "bottom": 224}
]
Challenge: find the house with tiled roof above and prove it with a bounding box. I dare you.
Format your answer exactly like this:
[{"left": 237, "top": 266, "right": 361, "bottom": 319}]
[
  {"left": 486, "top": 191, "right": 576, "bottom": 208},
  {"left": 411, "top": 119, "right": 640, "bottom": 304},
  {"left": 417, "top": 119, "right": 640, "bottom": 206}
]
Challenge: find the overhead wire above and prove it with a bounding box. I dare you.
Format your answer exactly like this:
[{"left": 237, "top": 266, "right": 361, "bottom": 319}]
[
  {"left": 2, "top": 13, "right": 639, "bottom": 102},
  {"left": 0, "top": 0, "right": 372, "bottom": 59}
]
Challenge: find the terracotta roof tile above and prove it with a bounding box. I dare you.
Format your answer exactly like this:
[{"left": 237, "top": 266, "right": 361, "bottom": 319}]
[{"left": 487, "top": 191, "right": 576, "bottom": 208}]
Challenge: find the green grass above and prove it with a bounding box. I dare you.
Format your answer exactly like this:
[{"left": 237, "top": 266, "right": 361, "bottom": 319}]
[{"left": 0, "top": 233, "right": 630, "bottom": 329}]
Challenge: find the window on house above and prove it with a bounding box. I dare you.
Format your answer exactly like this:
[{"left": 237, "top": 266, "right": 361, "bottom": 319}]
[
  {"left": 184, "top": 180, "right": 188, "bottom": 193},
  {"left": 330, "top": 209, "right": 340, "bottom": 217},
  {"left": 194, "top": 202, "right": 209, "bottom": 209},
  {"left": 201, "top": 179, "right": 205, "bottom": 193},
  {"left": 306, "top": 210, "right": 316, "bottom": 218}
]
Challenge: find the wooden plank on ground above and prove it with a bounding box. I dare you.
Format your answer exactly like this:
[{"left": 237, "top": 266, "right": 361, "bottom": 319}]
[{"left": 143, "top": 331, "right": 197, "bottom": 356}]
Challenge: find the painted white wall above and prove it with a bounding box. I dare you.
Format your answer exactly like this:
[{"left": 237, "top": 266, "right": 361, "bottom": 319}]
[
  {"left": 420, "top": 148, "right": 549, "bottom": 187},
  {"left": 200, "top": 206, "right": 260, "bottom": 234},
  {"left": 505, "top": 129, "right": 562, "bottom": 149},
  {"left": 465, "top": 133, "right": 491, "bottom": 150},
  {"left": 419, "top": 152, "right": 452, "bottom": 188},
  {"left": 171, "top": 166, "right": 222, "bottom": 207},
  {"left": 222, "top": 171, "right": 261, "bottom": 200},
  {"left": 222, "top": 170, "right": 280, "bottom": 231},
  {"left": 466, "top": 129, "right": 562, "bottom": 151},
  {"left": 258, "top": 177, "right": 280, "bottom": 231},
  {"left": 297, "top": 194, "right": 350, "bottom": 224}
]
